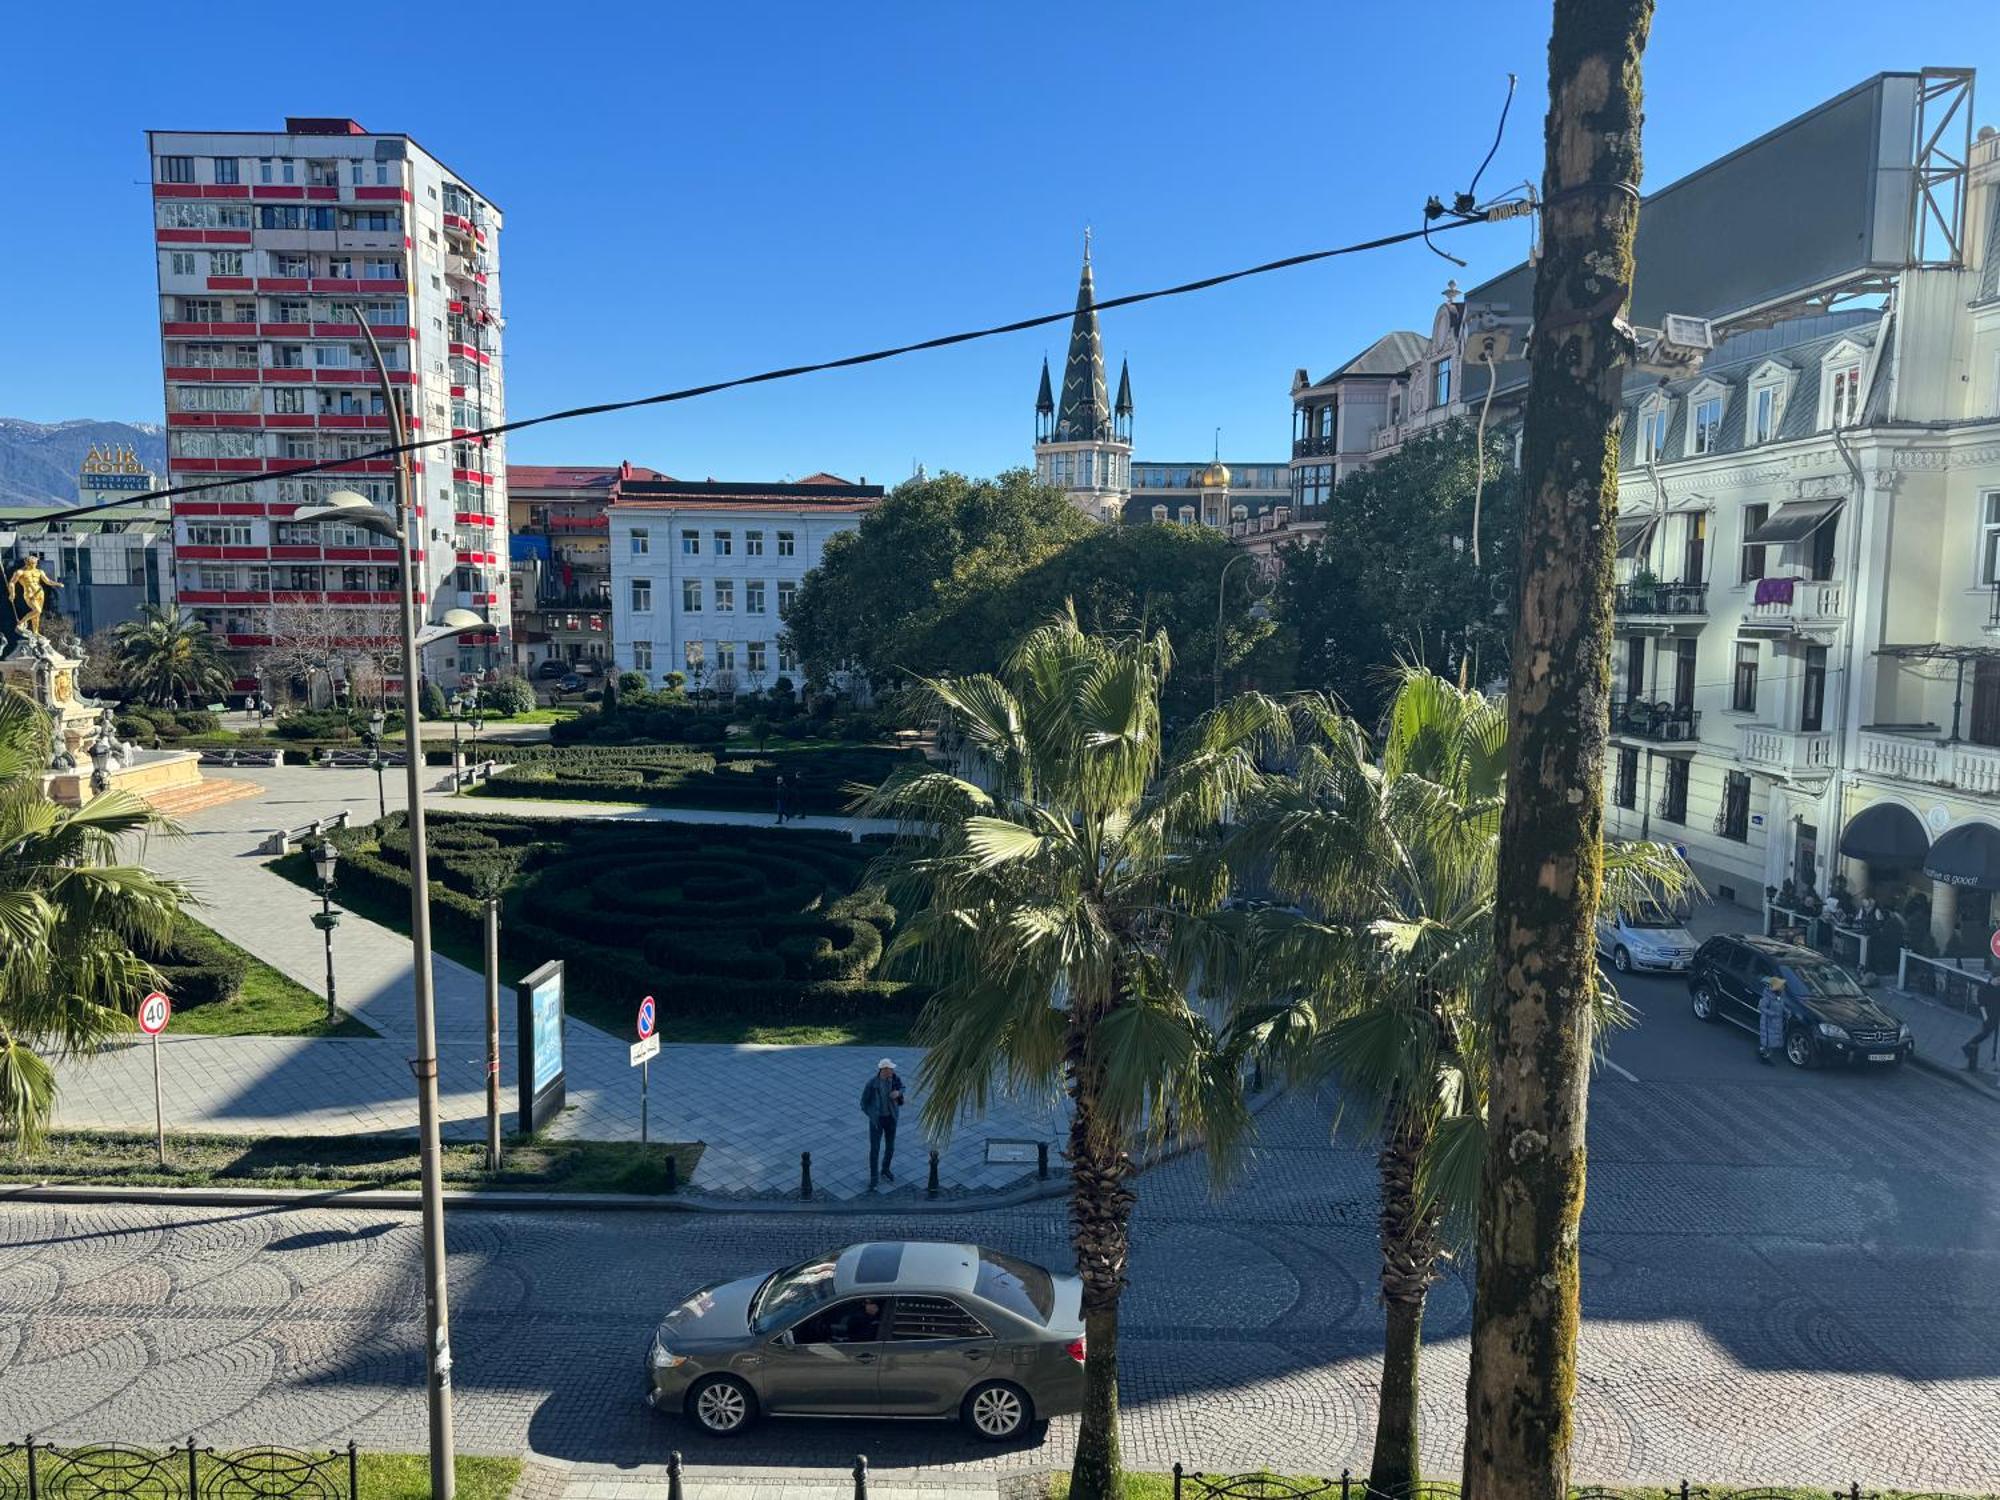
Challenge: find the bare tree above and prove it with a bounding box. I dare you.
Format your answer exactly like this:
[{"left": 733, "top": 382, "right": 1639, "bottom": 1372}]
[{"left": 1464, "top": 7, "right": 1654, "bottom": 1500}]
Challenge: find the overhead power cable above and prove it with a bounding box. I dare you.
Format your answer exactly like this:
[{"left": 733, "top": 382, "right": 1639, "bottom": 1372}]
[{"left": 34, "top": 213, "right": 1497, "bottom": 526}]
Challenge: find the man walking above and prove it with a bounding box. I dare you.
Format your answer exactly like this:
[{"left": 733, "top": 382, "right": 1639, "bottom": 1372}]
[
  {"left": 860, "top": 1058, "right": 905, "bottom": 1188},
  {"left": 1964, "top": 983, "right": 2000, "bottom": 1072},
  {"left": 774, "top": 772, "right": 789, "bottom": 825},
  {"left": 1758, "top": 973, "right": 1788, "bottom": 1066}
]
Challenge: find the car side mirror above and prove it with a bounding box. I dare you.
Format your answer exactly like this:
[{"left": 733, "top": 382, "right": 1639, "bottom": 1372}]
[{"left": 773, "top": 1329, "right": 794, "bottom": 1348}]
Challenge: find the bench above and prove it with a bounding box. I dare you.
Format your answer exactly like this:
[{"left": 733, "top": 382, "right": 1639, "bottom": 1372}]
[
  {"left": 259, "top": 809, "right": 352, "bottom": 856},
  {"left": 199, "top": 748, "right": 283, "bottom": 769}
]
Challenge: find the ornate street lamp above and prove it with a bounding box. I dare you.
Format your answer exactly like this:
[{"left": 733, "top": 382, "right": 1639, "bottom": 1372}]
[
  {"left": 365, "top": 707, "right": 388, "bottom": 822},
  {"left": 309, "top": 839, "right": 342, "bottom": 1024}
]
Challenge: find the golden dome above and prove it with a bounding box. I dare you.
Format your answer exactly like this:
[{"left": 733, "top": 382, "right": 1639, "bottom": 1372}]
[{"left": 1198, "top": 458, "right": 1231, "bottom": 488}]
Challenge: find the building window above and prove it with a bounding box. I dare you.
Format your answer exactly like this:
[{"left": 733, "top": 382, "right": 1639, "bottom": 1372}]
[
  {"left": 1614, "top": 747, "right": 1638, "bottom": 810},
  {"left": 271, "top": 388, "right": 307, "bottom": 415},
  {"left": 1751, "top": 383, "right": 1782, "bottom": 444},
  {"left": 159, "top": 155, "right": 195, "bottom": 184},
  {"left": 633, "top": 640, "right": 653, "bottom": 672},
  {"left": 1638, "top": 404, "right": 1669, "bottom": 463},
  {"left": 1719, "top": 770, "right": 1751, "bottom": 842},
  {"left": 745, "top": 529, "right": 764, "bottom": 556},
  {"left": 1828, "top": 363, "right": 1862, "bottom": 428},
  {"left": 1731, "top": 642, "right": 1758, "bottom": 713},
  {"left": 1801, "top": 645, "right": 1828, "bottom": 733},
  {"left": 630, "top": 579, "right": 652, "bottom": 613},
  {"left": 1740, "top": 503, "right": 1768, "bottom": 583},
  {"left": 776, "top": 531, "right": 796, "bottom": 558},
  {"left": 778, "top": 644, "right": 797, "bottom": 675},
  {"left": 685, "top": 641, "right": 704, "bottom": 670},
  {"left": 682, "top": 580, "right": 702, "bottom": 613},
  {"left": 630, "top": 528, "right": 650, "bottom": 556},
  {"left": 1980, "top": 493, "right": 2000, "bottom": 586},
  {"left": 1692, "top": 396, "right": 1723, "bottom": 455},
  {"left": 681, "top": 529, "right": 699, "bottom": 556},
  {"left": 746, "top": 641, "right": 767, "bottom": 675},
  {"left": 713, "top": 530, "right": 732, "bottom": 556},
  {"left": 169, "top": 252, "right": 197, "bottom": 277},
  {"left": 1178, "top": 506, "right": 1195, "bottom": 523},
  {"left": 777, "top": 580, "right": 797, "bottom": 616},
  {"left": 210, "top": 250, "right": 244, "bottom": 276},
  {"left": 1660, "top": 758, "right": 1690, "bottom": 825},
  {"left": 745, "top": 580, "right": 766, "bottom": 614},
  {"left": 1151, "top": 504, "right": 1168, "bottom": 522},
  {"left": 212, "top": 157, "right": 239, "bottom": 184},
  {"left": 714, "top": 641, "right": 736, "bottom": 674},
  {"left": 714, "top": 579, "right": 735, "bottom": 612},
  {"left": 1433, "top": 357, "right": 1452, "bottom": 408}
]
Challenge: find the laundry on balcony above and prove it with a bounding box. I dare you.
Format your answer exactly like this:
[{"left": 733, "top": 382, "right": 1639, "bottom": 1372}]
[{"left": 1753, "top": 576, "right": 1799, "bottom": 606}]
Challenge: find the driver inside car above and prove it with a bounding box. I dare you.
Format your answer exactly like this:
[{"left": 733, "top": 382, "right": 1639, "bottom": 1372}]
[{"left": 840, "top": 1299, "right": 883, "bottom": 1343}]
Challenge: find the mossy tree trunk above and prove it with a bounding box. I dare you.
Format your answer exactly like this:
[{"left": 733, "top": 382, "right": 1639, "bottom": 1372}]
[{"left": 1464, "top": 5, "right": 1653, "bottom": 1500}]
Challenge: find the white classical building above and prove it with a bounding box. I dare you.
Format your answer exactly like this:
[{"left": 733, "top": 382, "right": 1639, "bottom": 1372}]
[
  {"left": 1605, "top": 119, "right": 2000, "bottom": 954},
  {"left": 606, "top": 475, "right": 883, "bottom": 693}
]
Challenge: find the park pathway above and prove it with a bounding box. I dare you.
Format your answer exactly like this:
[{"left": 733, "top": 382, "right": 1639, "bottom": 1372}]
[{"left": 48, "top": 766, "right": 1061, "bottom": 1200}]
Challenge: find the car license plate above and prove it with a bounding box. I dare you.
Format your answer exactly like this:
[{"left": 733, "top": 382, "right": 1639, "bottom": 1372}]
[{"left": 1867, "top": 1052, "right": 1895, "bottom": 1062}]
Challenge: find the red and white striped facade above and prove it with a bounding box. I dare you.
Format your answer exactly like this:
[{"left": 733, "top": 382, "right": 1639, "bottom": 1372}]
[{"left": 146, "top": 117, "right": 509, "bottom": 687}]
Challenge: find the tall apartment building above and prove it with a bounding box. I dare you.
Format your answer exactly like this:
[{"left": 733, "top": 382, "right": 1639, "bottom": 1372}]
[
  {"left": 508, "top": 462, "right": 664, "bottom": 675},
  {"left": 607, "top": 475, "right": 884, "bottom": 693},
  {"left": 146, "top": 117, "right": 509, "bottom": 692}
]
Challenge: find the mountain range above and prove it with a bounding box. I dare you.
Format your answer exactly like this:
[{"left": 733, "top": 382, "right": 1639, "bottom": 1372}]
[{"left": 0, "top": 417, "right": 167, "bottom": 508}]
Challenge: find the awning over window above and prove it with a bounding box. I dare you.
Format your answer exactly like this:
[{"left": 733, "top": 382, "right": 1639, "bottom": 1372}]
[
  {"left": 1923, "top": 822, "right": 2000, "bottom": 891},
  {"left": 1838, "top": 802, "right": 1929, "bottom": 867},
  {"left": 1615, "top": 514, "right": 1658, "bottom": 558},
  {"left": 1745, "top": 497, "right": 1843, "bottom": 545}
]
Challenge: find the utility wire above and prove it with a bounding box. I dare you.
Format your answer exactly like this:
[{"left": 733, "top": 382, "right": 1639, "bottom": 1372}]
[{"left": 29, "top": 213, "right": 1496, "bottom": 527}]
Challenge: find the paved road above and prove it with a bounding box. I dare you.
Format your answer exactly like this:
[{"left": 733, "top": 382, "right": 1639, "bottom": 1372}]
[{"left": 4, "top": 988, "right": 1997, "bottom": 1491}]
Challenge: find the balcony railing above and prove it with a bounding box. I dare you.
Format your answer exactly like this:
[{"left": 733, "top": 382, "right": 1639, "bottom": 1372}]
[
  {"left": 1614, "top": 581, "right": 1707, "bottom": 617},
  {"left": 1744, "top": 577, "right": 1845, "bottom": 631},
  {"left": 1291, "top": 434, "right": 1337, "bottom": 458},
  {"left": 1858, "top": 730, "right": 2000, "bottom": 795},
  {"left": 1740, "top": 725, "right": 1836, "bottom": 777},
  {"left": 1610, "top": 697, "right": 1701, "bottom": 742}
]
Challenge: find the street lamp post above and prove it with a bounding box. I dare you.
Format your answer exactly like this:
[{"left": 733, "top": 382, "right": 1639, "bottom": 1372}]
[
  {"left": 366, "top": 707, "right": 388, "bottom": 823},
  {"left": 310, "top": 839, "right": 341, "bottom": 1024},
  {"left": 449, "top": 691, "right": 465, "bottom": 787},
  {"left": 1215, "top": 551, "right": 1256, "bottom": 711},
  {"left": 286, "top": 305, "right": 493, "bottom": 1500}
]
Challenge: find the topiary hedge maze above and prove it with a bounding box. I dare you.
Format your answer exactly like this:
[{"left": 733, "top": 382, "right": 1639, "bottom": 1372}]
[
  {"left": 324, "top": 812, "right": 918, "bottom": 1030},
  {"left": 472, "top": 744, "right": 919, "bottom": 816}
]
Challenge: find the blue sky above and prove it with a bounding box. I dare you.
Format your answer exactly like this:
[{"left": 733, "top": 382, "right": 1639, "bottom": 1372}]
[{"left": 1, "top": 1, "right": 1990, "bottom": 486}]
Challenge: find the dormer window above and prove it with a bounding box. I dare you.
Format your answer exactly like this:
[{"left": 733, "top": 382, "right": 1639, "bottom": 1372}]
[
  {"left": 1637, "top": 401, "right": 1670, "bottom": 464},
  {"left": 1177, "top": 505, "right": 1195, "bottom": 524},
  {"left": 1828, "top": 362, "right": 1863, "bottom": 428},
  {"left": 1692, "top": 395, "right": 1724, "bottom": 455},
  {"left": 1751, "top": 384, "right": 1782, "bottom": 443},
  {"left": 1151, "top": 504, "right": 1168, "bottom": 523}
]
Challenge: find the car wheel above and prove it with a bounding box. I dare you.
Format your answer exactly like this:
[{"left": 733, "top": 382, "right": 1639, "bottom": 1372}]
[
  {"left": 962, "top": 1380, "right": 1032, "bottom": 1441},
  {"left": 1691, "top": 981, "right": 1716, "bottom": 1022},
  {"left": 687, "top": 1375, "right": 756, "bottom": 1436},
  {"left": 1784, "top": 1027, "right": 1816, "bottom": 1069},
  {"left": 1612, "top": 945, "right": 1633, "bottom": 974}
]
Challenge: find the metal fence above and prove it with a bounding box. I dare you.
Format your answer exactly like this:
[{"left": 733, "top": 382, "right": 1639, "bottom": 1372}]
[
  {"left": 0, "top": 1439, "right": 358, "bottom": 1499},
  {"left": 1172, "top": 1475, "right": 1962, "bottom": 1500}
]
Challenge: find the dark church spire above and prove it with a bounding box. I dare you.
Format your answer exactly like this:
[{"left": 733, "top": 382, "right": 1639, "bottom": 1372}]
[{"left": 1054, "top": 240, "right": 1112, "bottom": 444}]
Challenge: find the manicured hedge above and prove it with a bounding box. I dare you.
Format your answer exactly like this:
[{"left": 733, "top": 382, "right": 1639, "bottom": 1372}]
[
  {"left": 314, "top": 812, "right": 920, "bottom": 1027},
  {"left": 472, "top": 744, "right": 918, "bottom": 815},
  {"left": 136, "top": 918, "right": 249, "bottom": 1009}
]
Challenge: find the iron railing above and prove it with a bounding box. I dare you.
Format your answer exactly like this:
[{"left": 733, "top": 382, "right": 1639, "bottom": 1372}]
[
  {"left": 0, "top": 1439, "right": 357, "bottom": 1499},
  {"left": 1615, "top": 580, "right": 1708, "bottom": 616},
  {"left": 1611, "top": 696, "right": 1701, "bottom": 742},
  {"left": 1292, "top": 434, "right": 1338, "bottom": 458}
]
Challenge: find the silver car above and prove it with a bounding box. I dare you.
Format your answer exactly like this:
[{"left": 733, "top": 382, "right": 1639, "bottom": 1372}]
[{"left": 645, "top": 1241, "right": 1085, "bottom": 1441}]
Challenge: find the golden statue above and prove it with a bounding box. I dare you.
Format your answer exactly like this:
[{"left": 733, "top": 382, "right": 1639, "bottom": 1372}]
[{"left": 7, "top": 554, "right": 61, "bottom": 638}]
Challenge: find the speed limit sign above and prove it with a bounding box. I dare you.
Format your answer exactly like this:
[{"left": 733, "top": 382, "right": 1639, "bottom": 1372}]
[{"left": 138, "top": 991, "right": 172, "bottom": 1035}]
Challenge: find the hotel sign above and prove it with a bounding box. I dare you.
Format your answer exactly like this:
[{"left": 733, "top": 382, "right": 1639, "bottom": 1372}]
[{"left": 77, "top": 444, "right": 159, "bottom": 501}]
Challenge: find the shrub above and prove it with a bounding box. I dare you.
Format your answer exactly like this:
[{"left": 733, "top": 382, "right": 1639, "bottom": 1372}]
[
  {"left": 175, "top": 709, "right": 221, "bottom": 734},
  {"left": 472, "top": 744, "right": 916, "bottom": 815},
  {"left": 482, "top": 675, "right": 536, "bottom": 716},
  {"left": 617, "top": 671, "right": 648, "bottom": 696},
  {"left": 137, "top": 919, "right": 248, "bottom": 1009},
  {"left": 420, "top": 681, "right": 448, "bottom": 719}
]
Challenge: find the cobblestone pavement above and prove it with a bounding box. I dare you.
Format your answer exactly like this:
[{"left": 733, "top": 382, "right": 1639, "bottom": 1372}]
[
  {"left": 4, "top": 1071, "right": 1997, "bottom": 1491},
  {"left": 49, "top": 769, "right": 1046, "bottom": 1199}
]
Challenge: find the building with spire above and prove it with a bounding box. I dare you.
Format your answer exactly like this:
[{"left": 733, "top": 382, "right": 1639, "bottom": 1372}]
[{"left": 1032, "top": 243, "right": 1288, "bottom": 528}]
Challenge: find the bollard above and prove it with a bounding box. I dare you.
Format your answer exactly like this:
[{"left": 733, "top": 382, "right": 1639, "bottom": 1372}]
[
  {"left": 666, "top": 1154, "right": 679, "bottom": 1194},
  {"left": 927, "top": 1149, "right": 940, "bottom": 1198},
  {"left": 1173, "top": 1463, "right": 1184, "bottom": 1500},
  {"left": 1338, "top": 1470, "right": 1352, "bottom": 1500},
  {"left": 801, "top": 1151, "right": 813, "bottom": 1199},
  {"left": 668, "top": 1450, "right": 685, "bottom": 1500},
  {"left": 1037, "top": 1141, "right": 1050, "bottom": 1179},
  {"left": 853, "top": 1454, "right": 869, "bottom": 1500}
]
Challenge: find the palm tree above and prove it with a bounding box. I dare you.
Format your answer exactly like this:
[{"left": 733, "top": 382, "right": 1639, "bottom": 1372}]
[
  {"left": 113, "top": 605, "right": 232, "bottom": 708},
  {"left": 0, "top": 686, "right": 187, "bottom": 1145},
  {"left": 863, "top": 609, "right": 1286, "bottom": 1500},
  {"left": 1230, "top": 670, "right": 1688, "bottom": 1500}
]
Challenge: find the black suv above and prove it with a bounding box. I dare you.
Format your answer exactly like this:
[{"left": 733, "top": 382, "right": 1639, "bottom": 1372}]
[{"left": 1687, "top": 934, "right": 1913, "bottom": 1069}]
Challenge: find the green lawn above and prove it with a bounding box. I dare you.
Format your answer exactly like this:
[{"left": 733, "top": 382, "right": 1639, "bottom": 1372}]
[
  {"left": 166, "top": 918, "right": 375, "bottom": 1039},
  {"left": 0, "top": 1448, "right": 517, "bottom": 1500},
  {"left": 4, "top": 1129, "right": 701, "bottom": 1194}
]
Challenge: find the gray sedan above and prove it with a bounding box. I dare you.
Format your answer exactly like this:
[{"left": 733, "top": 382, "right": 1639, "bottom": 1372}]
[{"left": 645, "top": 1241, "right": 1086, "bottom": 1441}]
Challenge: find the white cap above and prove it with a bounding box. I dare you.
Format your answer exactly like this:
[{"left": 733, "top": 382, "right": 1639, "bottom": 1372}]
[{"left": 878, "top": 1058, "right": 897, "bottom": 1070}]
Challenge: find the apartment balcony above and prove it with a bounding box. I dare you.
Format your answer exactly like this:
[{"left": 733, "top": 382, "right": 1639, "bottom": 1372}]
[
  {"left": 1741, "top": 577, "right": 1845, "bottom": 638},
  {"left": 1613, "top": 580, "right": 1707, "bottom": 631},
  {"left": 1858, "top": 730, "right": 2000, "bottom": 796},
  {"left": 1739, "top": 725, "right": 1837, "bottom": 782},
  {"left": 1610, "top": 697, "right": 1701, "bottom": 743},
  {"left": 1292, "top": 434, "right": 1337, "bottom": 459}
]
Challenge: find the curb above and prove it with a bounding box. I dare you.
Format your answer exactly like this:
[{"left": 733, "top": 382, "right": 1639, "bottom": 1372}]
[
  {"left": 1907, "top": 1049, "right": 2000, "bottom": 1101},
  {"left": 0, "top": 1085, "right": 1287, "bottom": 1217}
]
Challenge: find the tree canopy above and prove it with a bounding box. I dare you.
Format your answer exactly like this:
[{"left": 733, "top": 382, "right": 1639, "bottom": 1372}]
[{"left": 1266, "top": 420, "right": 1520, "bottom": 727}]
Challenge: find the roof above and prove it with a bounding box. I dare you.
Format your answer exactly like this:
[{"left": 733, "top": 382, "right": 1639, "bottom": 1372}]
[
  {"left": 614, "top": 477, "right": 884, "bottom": 513},
  {"left": 835, "top": 1242, "right": 977, "bottom": 1296},
  {"left": 508, "top": 463, "right": 668, "bottom": 492},
  {"left": 1313, "top": 331, "right": 1427, "bottom": 386}
]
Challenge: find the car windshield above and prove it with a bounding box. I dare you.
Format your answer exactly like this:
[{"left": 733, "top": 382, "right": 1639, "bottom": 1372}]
[
  {"left": 1785, "top": 962, "right": 1865, "bottom": 1000},
  {"left": 975, "top": 1248, "right": 1055, "bottom": 1323},
  {"left": 751, "top": 1258, "right": 838, "bottom": 1333},
  {"left": 1624, "top": 902, "right": 1687, "bottom": 930}
]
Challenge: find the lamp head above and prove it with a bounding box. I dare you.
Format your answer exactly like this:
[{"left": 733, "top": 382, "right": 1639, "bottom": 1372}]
[
  {"left": 312, "top": 838, "right": 339, "bottom": 886},
  {"left": 289, "top": 490, "right": 396, "bottom": 538},
  {"left": 368, "top": 708, "right": 386, "bottom": 737}
]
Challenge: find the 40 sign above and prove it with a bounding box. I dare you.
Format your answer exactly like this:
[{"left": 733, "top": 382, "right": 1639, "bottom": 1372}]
[{"left": 138, "top": 991, "right": 172, "bottom": 1035}]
